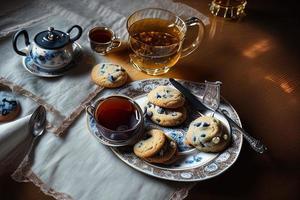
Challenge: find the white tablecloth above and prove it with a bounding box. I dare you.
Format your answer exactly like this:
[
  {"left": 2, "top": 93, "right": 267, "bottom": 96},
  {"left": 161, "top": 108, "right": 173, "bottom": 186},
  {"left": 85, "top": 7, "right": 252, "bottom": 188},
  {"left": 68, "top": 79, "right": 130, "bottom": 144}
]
[{"left": 0, "top": 1, "right": 208, "bottom": 199}]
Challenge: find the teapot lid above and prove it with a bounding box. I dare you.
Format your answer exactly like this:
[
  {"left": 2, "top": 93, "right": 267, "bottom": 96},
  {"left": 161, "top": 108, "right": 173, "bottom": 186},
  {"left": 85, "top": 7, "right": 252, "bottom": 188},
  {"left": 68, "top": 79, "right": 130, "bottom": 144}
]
[{"left": 34, "top": 27, "right": 70, "bottom": 49}]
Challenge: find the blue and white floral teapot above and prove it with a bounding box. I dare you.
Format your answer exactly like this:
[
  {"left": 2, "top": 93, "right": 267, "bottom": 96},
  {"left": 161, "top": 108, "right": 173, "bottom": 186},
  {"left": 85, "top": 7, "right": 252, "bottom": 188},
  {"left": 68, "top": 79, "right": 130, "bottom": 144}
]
[{"left": 12, "top": 25, "right": 82, "bottom": 69}]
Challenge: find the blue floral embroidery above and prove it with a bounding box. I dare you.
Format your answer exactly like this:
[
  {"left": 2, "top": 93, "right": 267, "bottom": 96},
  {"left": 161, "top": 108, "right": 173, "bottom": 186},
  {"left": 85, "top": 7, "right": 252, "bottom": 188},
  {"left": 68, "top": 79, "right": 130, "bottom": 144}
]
[{"left": 0, "top": 98, "right": 17, "bottom": 116}]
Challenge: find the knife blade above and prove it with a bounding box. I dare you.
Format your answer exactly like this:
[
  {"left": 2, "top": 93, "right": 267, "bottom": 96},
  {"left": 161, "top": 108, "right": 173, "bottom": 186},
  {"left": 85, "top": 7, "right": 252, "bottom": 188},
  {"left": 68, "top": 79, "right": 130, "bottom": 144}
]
[
  {"left": 169, "top": 78, "right": 267, "bottom": 154},
  {"left": 169, "top": 78, "right": 212, "bottom": 113}
]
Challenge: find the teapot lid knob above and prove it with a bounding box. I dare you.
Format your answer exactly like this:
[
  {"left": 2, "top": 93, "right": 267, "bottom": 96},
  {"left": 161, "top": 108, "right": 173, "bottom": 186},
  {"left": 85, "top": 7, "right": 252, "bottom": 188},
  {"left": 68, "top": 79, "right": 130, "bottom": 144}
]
[
  {"left": 48, "top": 27, "right": 54, "bottom": 32},
  {"left": 47, "top": 27, "right": 55, "bottom": 40}
]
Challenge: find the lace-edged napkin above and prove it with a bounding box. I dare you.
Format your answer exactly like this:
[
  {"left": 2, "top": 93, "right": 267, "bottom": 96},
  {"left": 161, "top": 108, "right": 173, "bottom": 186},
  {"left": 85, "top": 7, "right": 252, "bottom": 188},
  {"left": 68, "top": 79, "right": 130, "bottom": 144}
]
[{"left": 0, "top": 114, "right": 33, "bottom": 175}]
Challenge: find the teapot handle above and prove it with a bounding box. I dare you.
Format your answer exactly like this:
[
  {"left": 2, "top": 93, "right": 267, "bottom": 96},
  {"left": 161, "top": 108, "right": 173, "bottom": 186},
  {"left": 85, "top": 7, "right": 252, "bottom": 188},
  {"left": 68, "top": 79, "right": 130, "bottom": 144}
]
[
  {"left": 12, "top": 30, "right": 30, "bottom": 56},
  {"left": 67, "top": 25, "right": 83, "bottom": 42}
]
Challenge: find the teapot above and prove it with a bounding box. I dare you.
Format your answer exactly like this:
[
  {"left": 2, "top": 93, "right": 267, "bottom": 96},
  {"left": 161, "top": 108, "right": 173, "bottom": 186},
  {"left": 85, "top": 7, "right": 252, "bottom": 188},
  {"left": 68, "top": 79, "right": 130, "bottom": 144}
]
[{"left": 12, "top": 25, "right": 83, "bottom": 70}]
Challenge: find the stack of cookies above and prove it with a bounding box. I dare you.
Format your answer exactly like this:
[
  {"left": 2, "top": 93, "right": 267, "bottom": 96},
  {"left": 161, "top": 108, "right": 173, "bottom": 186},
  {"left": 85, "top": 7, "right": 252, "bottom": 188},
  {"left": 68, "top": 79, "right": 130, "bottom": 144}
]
[
  {"left": 133, "top": 129, "right": 177, "bottom": 164},
  {"left": 133, "top": 86, "right": 231, "bottom": 163},
  {"left": 145, "top": 86, "right": 187, "bottom": 127}
]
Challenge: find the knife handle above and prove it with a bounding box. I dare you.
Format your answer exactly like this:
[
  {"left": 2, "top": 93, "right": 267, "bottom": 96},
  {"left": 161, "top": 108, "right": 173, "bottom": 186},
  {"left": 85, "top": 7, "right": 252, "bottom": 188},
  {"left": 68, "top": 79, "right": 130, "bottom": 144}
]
[{"left": 219, "top": 109, "right": 267, "bottom": 154}]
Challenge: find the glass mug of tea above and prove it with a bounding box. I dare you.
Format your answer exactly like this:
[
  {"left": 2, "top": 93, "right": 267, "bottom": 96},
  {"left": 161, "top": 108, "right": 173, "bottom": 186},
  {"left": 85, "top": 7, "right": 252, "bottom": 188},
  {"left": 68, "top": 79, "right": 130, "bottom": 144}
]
[
  {"left": 127, "top": 8, "right": 205, "bottom": 75},
  {"left": 86, "top": 95, "right": 144, "bottom": 144},
  {"left": 88, "top": 27, "right": 121, "bottom": 55}
]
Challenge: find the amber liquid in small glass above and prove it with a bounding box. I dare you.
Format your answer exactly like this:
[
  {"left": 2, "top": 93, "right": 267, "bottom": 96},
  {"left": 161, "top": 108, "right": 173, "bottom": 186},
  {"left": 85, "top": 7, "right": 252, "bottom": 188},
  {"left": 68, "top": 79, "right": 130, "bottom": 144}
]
[
  {"left": 96, "top": 97, "right": 139, "bottom": 131},
  {"left": 90, "top": 30, "right": 112, "bottom": 43}
]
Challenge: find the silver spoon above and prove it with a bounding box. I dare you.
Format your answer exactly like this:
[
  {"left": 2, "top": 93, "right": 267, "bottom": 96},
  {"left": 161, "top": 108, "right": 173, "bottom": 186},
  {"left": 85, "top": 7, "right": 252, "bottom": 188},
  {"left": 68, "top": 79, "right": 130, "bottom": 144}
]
[
  {"left": 11, "top": 105, "right": 47, "bottom": 175},
  {"left": 29, "top": 105, "right": 46, "bottom": 138}
]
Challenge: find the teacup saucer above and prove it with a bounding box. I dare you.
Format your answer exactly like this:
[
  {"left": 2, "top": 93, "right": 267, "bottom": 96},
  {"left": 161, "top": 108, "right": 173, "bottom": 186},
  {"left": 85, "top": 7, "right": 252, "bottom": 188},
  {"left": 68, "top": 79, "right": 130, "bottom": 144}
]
[
  {"left": 22, "top": 42, "right": 82, "bottom": 77},
  {"left": 86, "top": 112, "right": 144, "bottom": 147}
]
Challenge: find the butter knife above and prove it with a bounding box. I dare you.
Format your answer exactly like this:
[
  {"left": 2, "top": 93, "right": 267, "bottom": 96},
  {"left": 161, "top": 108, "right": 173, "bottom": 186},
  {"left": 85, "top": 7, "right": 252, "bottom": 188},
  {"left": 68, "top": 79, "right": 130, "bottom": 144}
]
[{"left": 169, "top": 78, "right": 267, "bottom": 154}]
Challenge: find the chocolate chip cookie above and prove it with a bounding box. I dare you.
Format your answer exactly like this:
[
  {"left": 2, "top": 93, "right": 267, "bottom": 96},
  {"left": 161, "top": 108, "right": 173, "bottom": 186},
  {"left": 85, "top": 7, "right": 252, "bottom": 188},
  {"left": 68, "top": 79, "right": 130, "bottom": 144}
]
[
  {"left": 91, "top": 63, "right": 127, "bottom": 88},
  {"left": 186, "top": 116, "right": 230, "bottom": 153},
  {"left": 133, "top": 129, "right": 178, "bottom": 164},
  {"left": 145, "top": 102, "right": 187, "bottom": 127},
  {"left": 148, "top": 86, "right": 185, "bottom": 109},
  {"left": 144, "top": 138, "right": 177, "bottom": 164},
  {"left": 133, "top": 129, "right": 166, "bottom": 158}
]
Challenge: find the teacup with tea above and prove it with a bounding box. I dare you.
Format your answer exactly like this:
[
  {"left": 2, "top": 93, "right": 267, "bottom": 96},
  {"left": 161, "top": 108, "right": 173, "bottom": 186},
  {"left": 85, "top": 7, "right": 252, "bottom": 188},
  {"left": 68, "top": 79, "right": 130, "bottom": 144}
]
[
  {"left": 127, "top": 8, "right": 205, "bottom": 75},
  {"left": 88, "top": 27, "right": 121, "bottom": 55},
  {"left": 86, "top": 95, "right": 144, "bottom": 144}
]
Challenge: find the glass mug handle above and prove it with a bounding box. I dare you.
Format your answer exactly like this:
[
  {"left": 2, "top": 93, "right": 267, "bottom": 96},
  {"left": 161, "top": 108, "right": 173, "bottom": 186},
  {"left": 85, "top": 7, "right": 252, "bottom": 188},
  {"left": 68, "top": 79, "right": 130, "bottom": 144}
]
[{"left": 181, "top": 17, "right": 205, "bottom": 58}]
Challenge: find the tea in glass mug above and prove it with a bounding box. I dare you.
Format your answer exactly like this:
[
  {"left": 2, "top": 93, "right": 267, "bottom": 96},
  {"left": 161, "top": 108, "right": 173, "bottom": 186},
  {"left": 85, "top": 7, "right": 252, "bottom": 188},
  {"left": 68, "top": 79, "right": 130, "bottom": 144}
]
[{"left": 127, "top": 8, "right": 205, "bottom": 75}]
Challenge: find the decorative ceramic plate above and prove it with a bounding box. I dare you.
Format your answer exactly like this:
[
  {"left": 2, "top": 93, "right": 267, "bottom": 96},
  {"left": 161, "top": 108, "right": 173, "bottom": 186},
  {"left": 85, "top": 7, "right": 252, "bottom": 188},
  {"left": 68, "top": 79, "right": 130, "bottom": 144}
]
[
  {"left": 22, "top": 42, "right": 82, "bottom": 77},
  {"left": 86, "top": 78, "right": 243, "bottom": 182}
]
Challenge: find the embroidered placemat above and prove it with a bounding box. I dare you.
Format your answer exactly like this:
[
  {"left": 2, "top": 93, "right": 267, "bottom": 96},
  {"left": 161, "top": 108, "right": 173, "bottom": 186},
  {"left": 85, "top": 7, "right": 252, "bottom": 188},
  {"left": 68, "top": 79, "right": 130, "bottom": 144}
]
[{"left": 0, "top": 0, "right": 209, "bottom": 199}]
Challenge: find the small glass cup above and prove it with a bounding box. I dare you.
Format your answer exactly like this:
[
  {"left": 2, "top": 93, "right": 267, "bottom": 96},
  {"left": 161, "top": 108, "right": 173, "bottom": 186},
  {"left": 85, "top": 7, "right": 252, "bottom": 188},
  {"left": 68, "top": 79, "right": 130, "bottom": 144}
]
[
  {"left": 86, "top": 95, "right": 144, "bottom": 143},
  {"left": 209, "top": 0, "right": 247, "bottom": 19},
  {"left": 88, "top": 27, "right": 121, "bottom": 55}
]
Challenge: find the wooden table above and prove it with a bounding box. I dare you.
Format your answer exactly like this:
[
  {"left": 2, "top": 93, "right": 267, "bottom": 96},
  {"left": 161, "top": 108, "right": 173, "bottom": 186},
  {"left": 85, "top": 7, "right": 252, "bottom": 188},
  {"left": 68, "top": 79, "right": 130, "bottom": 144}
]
[{"left": 0, "top": 0, "right": 299, "bottom": 199}]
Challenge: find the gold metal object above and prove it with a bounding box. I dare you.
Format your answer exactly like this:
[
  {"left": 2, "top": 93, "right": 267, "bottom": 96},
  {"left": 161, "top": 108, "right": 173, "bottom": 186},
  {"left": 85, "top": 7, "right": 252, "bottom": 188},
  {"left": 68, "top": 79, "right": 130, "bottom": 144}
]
[{"left": 209, "top": 0, "right": 247, "bottom": 19}]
